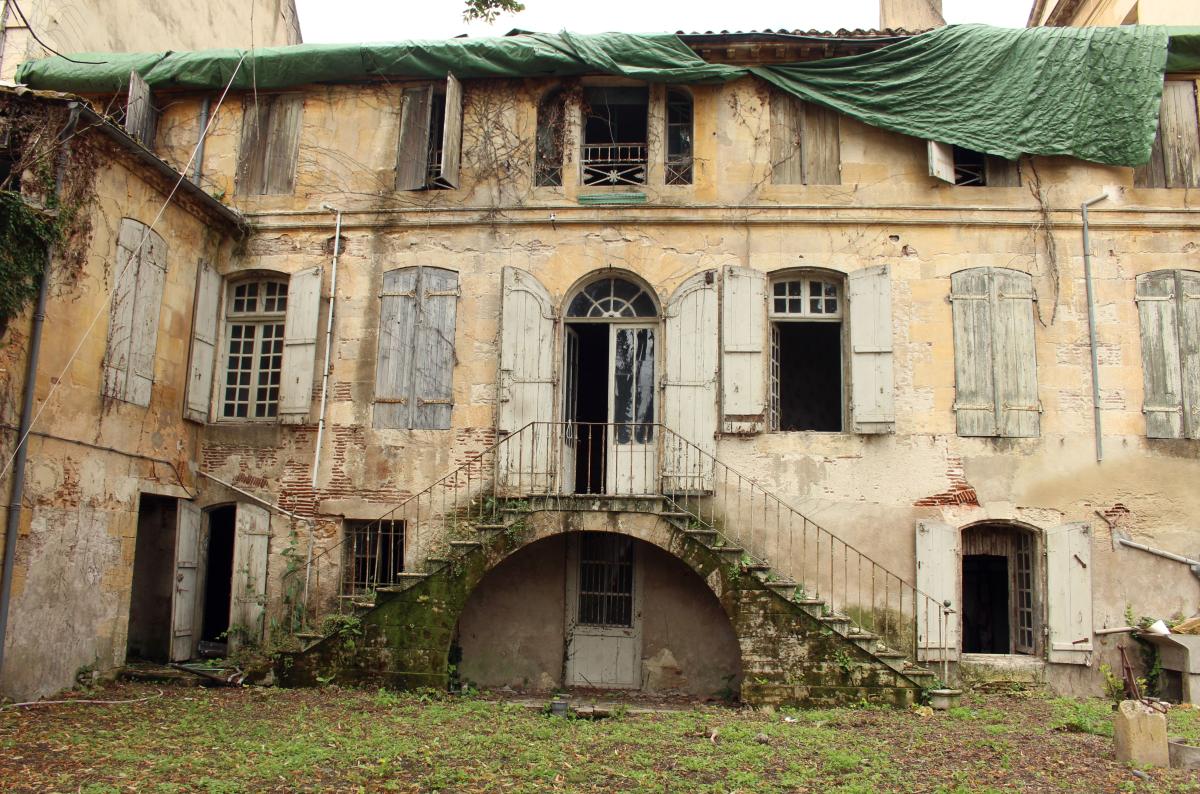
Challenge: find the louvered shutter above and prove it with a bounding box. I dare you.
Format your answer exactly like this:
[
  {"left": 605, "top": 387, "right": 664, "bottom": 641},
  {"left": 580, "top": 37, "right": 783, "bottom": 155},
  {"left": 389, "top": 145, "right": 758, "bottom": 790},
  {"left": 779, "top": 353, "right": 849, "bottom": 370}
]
[
  {"left": 951, "top": 269, "right": 998, "bottom": 436},
  {"left": 720, "top": 266, "right": 766, "bottom": 433},
  {"left": 436, "top": 75, "right": 463, "bottom": 188},
  {"left": 278, "top": 266, "right": 322, "bottom": 424},
  {"left": 992, "top": 269, "right": 1040, "bottom": 438},
  {"left": 663, "top": 271, "right": 718, "bottom": 491},
  {"left": 1179, "top": 271, "right": 1200, "bottom": 439},
  {"left": 412, "top": 268, "right": 458, "bottom": 429},
  {"left": 229, "top": 503, "right": 270, "bottom": 651},
  {"left": 1136, "top": 271, "right": 1185, "bottom": 439},
  {"left": 396, "top": 85, "right": 433, "bottom": 191},
  {"left": 1045, "top": 522, "right": 1094, "bottom": 665},
  {"left": 848, "top": 265, "right": 894, "bottom": 433},
  {"left": 915, "top": 520, "right": 959, "bottom": 662},
  {"left": 126, "top": 226, "right": 167, "bottom": 407},
  {"left": 184, "top": 259, "right": 221, "bottom": 423},
  {"left": 374, "top": 267, "right": 419, "bottom": 429}
]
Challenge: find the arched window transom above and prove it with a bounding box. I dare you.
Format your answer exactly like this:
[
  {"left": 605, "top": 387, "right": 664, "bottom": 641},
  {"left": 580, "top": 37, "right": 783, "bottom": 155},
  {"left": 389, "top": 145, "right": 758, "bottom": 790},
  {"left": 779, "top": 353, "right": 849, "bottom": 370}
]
[{"left": 567, "top": 277, "right": 657, "bottom": 318}]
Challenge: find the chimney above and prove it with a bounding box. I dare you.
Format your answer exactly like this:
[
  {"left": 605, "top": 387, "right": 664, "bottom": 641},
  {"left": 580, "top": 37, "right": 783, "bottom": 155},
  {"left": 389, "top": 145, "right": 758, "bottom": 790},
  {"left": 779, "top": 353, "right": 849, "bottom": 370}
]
[{"left": 879, "top": 0, "right": 945, "bottom": 29}]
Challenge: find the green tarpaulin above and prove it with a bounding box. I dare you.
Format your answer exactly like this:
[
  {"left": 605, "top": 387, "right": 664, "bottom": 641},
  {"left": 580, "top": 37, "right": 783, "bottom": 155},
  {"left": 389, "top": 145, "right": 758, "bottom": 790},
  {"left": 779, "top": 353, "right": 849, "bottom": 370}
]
[{"left": 14, "top": 24, "right": 1198, "bottom": 167}]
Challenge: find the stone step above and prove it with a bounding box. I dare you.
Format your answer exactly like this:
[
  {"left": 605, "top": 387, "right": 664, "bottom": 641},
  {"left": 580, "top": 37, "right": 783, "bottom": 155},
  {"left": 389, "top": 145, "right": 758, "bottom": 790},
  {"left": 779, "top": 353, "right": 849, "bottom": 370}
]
[
  {"left": 376, "top": 573, "right": 430, "bottom": 592},
  {"left": 656, "top": 511, "right": 692, "bottom": 520},
  {"left": 475, "top": 523, "right": 507, "bottom": 531},
  {"left": 765, "top": 580, "right": 799, "bottom": 598},
  {"left": 792, "top": 598, "right": 827, "bottom": 617},
  {"left": 741, "top": 561, "right": 771, "bottom": 572},
  {"left": 449, "top": 540, "right": 482, "bottom": 551}
]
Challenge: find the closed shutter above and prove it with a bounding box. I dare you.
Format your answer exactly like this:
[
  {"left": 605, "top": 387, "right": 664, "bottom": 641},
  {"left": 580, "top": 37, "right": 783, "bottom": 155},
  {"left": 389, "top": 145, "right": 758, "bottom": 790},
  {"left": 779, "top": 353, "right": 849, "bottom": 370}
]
[
  {"left": 992, "top": 269, "right": 1040, "bottom": 438},
  {"left": 951, "top": 269, "right": 998, "bottom": 436},
  {"left": 103, "top": 218, "right": 166, "bottom": 407},
  {"left": 1180, "top": 271, "right": 1200, "bottom": 439},
  {"left": 236, "top": 93, "right": 303, "bottom": 195},
  {"left": 801, "top": 102, "right": 840, "bottom": 186},
  {"left": 1160, "top": 81, "right": 1200, "bottom": 190},
  {"left": 170, "top": 500, "right": 201, "bottom": 661},
  {"left": 1045, "top": 522, "right": 1093, "bottom": 665},
  {"left": 229, "top": 503, "right": 270, "bottom": 652},
  {"left": 769, "top": 90, "right": 803, "bottom": 185},
  {"left": 184, "top": 259, "right": 221, "bottom": 423},
  {"left": 663, "top": 271, "right": 718, "bottom": 491},
  {"left": 396, "top": 85, "right": 433, "bottom": 191},
  {"left": 915, "top": 520, "right": 959, "bottom": 662},
  {"left": 126, "top": 227, "right": 167, "bottom": 407},
  {"left": 436, "top": 75, "right": 464, "bottom": 189},
  {"left": 928, "top": 140, "right": 955, "bottom": 183},
  {"left": 720, "top": 266, "right": 766, "bottom": 433},
  {"left": 413, "top": 268, "right": 459, "bottom": 429},
  {"left": 1136, "top": 271, "right": 1185, "bottom": 439},
  {"left": 848, "top": 265, "right": 894, "bottom": 433},
  {"left": 278, "top": 266, "right": 322, "bottom": 424},
  {"left": 374, "top": 267, "right": 419, "bottom": 429}
]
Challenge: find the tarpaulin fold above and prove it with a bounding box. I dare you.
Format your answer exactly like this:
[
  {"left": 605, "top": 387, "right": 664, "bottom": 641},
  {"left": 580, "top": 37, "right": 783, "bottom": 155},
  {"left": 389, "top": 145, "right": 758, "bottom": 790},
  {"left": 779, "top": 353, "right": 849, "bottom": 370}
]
[{"left": 14, "top": 25, "right": 1192, "bottom": 167}]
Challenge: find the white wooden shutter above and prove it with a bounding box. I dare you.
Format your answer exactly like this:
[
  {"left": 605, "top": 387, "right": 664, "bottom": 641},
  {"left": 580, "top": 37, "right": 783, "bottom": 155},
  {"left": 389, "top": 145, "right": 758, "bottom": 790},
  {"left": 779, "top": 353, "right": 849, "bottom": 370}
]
[
  {"left": 720, "top": 266, "right": 766, "bottom": 433},
  {"left": 663, "top": 271, "right": 718, "bottom": 491},
  {"left": 437, "top": 74, "right": 463, "bottom": 188},
  {"left": 1179, "top": 271, "right": 1200, "bottom": 439},
  {"left": 498, "top": 266, "right": 556, "bottom": 433},
  {"left": 278, "top": 266, "right": 322, "bottom": 424},
  {"left": 126, "top": 226, "right": 167, "bottom": 407},
  {"left": 229, "top": 503, "right": 270, "bottom": 651},
  {"left": 951, "top": 268, "right": 998, "bottom": 436},
  {"left": 848, "top": 265, "right": 894, "bottom": 433},
  {"left": 992, "top": 269, "right": 1040, "bottom": 438},
  {"left": 915, "top": 520, "right": 959, "bottom": 662},
  {"left": 1136, "top": 271, "right": 1185, "bottom": 439},
  {"left": 928, "top": 140, "right": 955, "bottom": 183},
  {"left": 184, "top": 259, "right": 221, "bottom": 423},
  {"left": 374, "top": 267, "right": 419, "bottom": 429},
  {"left": 412, "top": 267, "right": 459, "bottom": 429},
  {"left": 1045, "top": 521, "right": 1094, "bottom": 665},
  {"left": 396, "top": 85, "right": 433, "bottom": 191},
  {"left": 170, "top": 500, "right": 201, "bottom": 661}
]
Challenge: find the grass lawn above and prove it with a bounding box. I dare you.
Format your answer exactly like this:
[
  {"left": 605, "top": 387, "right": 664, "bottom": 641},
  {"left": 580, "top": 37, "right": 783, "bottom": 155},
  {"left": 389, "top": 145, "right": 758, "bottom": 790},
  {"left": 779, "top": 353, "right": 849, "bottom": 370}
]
[{"left": 1, "top": 683, "right": 1199, "bottom": 792}]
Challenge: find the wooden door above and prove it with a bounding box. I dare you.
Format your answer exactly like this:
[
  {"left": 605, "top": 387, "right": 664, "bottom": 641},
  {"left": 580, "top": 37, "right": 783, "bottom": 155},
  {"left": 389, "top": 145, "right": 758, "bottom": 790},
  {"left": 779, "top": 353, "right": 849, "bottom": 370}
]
[
  {"left": 565, "top": 533, "right": 642, "bottom": 688},
  {"left": 169, "top": 501, "right": 202, "bottom": 661},
  {"left": 228, "top": 503, "right": 270, "bottom": 652},
  {"left": 607, "top": 324, "right": 656, "bottom": 495}
]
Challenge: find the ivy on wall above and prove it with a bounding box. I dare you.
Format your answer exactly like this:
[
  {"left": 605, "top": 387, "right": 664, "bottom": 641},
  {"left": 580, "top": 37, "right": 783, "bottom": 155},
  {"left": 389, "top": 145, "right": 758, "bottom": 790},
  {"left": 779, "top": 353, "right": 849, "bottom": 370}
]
[{"left": 0, "top": 190, "right": 58, "bottom": 336}]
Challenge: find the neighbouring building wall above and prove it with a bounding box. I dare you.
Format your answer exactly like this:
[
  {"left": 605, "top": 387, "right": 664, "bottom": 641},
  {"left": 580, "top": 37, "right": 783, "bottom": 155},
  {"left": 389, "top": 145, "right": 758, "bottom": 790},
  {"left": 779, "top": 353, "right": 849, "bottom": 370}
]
[
  {"left": 1029, "top": 0, "right": 1200, "bottom": 26},
  {"left": 0, "top": 0, "right": 302, "bottom": 82},
  {"left": 879, "top": 0, "right": 944, "bottom": 30}
]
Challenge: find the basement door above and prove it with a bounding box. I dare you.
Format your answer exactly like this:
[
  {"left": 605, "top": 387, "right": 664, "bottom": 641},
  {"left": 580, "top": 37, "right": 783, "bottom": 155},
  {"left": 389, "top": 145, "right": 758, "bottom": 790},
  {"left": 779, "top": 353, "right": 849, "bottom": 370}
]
[{"left": 565, "top": 533, "right": 643, "bottom": 688}]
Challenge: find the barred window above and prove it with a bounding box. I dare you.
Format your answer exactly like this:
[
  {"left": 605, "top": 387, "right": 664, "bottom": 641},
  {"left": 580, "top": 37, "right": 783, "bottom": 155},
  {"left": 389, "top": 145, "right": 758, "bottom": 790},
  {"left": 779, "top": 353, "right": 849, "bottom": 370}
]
[
  {"left": 222, "top": 279, "right": 288, "bottom": 419},
  {"left": 343, "top": 519, "right": 405, "bottom": 594},
  {"left": 577, "top": 533, "right": 634, "bottom": 627}
]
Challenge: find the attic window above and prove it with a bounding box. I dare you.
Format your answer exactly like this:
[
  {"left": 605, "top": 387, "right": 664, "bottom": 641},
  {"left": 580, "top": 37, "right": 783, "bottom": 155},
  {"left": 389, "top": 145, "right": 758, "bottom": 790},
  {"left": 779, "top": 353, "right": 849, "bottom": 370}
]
[
  {"left": 396, "top": 75, "right": 463, "bottom": 191},
  {"left": 581, "top": 86, "right": 648, "bottom": 186},
  {"left": 927, "top": 141, "right": 1020, "bottom": 187}
]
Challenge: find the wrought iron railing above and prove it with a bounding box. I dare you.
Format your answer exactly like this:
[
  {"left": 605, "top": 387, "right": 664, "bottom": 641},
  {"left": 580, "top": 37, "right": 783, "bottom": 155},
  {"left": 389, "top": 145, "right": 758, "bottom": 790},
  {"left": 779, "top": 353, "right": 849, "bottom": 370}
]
[
  {"left": 581, "top": 142, "right": 647, "bottom": 186},
  {"left": 286, "top": 420, "right": 950, "bottom": 671}
]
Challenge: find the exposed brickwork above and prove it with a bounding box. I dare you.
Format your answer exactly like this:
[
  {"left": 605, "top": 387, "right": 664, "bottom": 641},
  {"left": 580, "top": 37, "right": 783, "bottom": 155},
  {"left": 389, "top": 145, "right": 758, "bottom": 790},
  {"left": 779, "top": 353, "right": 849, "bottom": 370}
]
[{"left": 913, "top": 455, "right": 979, "bottom": 507}]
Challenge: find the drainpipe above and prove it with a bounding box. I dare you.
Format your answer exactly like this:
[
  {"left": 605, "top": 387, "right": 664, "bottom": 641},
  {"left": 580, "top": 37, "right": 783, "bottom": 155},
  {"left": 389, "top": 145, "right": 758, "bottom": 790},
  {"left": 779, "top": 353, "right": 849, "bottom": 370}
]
[
  {"left": 304, "top": 204, "right": 341, "bottom": 616},
  {"left": 1081, "top": 193, "right": 1108, "bottom": 463},
  {"left": 0, "top": 106, "right": 79, "bottom": 675},
  {"left": 192, "top": 96, "right": 211, "bottom": 185}
]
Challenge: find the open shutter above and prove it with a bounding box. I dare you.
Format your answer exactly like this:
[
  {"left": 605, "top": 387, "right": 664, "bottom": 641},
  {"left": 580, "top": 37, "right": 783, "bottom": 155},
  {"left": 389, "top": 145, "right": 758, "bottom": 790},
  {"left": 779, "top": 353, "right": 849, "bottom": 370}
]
[
  {"left": 928, "top": 140, "right": 955, "bottom": 183},
  {"left": 170, "top": 501, "right": 201, "bottom": 661},
  {"left": 1180, "top": 271, "right": 1200, "bottom": 439},
  {"left": 498, "top": 267, "right": 556, "bottom": 492},
  {"left": 102, "top": 220, "right": 141, "bottom": 401},
  {"left": 279, "top": 266, "right": 322, "bottom": 424},
  {"left": 1045, "top": 522, "right": 1094, "bottom": 665},
  {"left": 951, "top": 269, "right": 998, "bottom": 436},
  {"left": 229, "top": 503, "right": 270, "bottom": 652},
  {"left": 721, "top": 266, "right": 766, "bottom": 433},
  {"left": 374, "top": 267, "right": 419, "bottom": 429},
  {"left": 126, "top": 225, "right": 167, "bottom": 407},
  {"left": 992, "top": 269, "right": 1040, "bottom": 438},
  {"left": 396, "top": 85, "right": 433, "bottom": 191},
  {"left": 436, "top": 75, "right": 464, "bottom": 188},
  {"left": 412, "top": 268, "right": 459, "bottom": 429},
  {"left": 124, "top": 70, "right": 158, "bottom": 148},
  {"left": 663, "top": 271, "right": 718, "bottom": 491},
  {"left": 1136, "top": 271, "right": 1184, "bottom": 439},
  {"left": 184, "top": 259, "right": 221, "bottom": 423},
  {"left": 915, "top": 520, "right": 959, "bottom": 661},
  {"left": 848, "top": 265, "right": 894, "bottom": 433}
]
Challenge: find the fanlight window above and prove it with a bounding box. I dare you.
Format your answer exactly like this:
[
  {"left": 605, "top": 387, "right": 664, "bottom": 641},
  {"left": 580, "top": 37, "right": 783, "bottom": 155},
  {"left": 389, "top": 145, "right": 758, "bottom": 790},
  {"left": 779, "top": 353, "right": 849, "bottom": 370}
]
[{"left": 567, "top": 277, "right": 657, "bottom": 318}]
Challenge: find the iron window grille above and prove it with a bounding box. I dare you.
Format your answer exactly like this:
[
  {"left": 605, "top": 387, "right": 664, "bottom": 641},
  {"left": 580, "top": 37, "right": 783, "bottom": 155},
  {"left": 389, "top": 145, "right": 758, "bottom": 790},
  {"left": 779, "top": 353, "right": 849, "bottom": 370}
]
[
  {"left": 577, "top": 533, "right": 634, "bottom": 627},
  {"left": 343, "top": 519, "right": 405, "bottom": 594}
]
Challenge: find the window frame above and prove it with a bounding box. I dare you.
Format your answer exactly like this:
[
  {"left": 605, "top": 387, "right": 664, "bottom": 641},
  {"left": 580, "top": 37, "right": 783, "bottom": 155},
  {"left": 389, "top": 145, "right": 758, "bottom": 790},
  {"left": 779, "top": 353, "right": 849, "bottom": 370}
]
[
  {"left": 579, "top": 84, "right": 650, "bottom": 187},
  {"left": 665, "top": 87, "right": 694, "bottom": 186},
  {"left": 767, "top": 271, "right": 848, "bottom": 432},
  {"left": 342, "top": 519, "right": 406, "bottom": 595},
  {"left": 219, "top": 276, "right": 290, "bottom": 421}
]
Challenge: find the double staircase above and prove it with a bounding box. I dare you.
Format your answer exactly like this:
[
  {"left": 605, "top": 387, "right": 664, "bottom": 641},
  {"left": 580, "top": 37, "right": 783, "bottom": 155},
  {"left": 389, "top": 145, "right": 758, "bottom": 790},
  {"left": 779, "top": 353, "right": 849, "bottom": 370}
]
[{"left": 277, "top": 423, "right": 946, "bottom": 707}]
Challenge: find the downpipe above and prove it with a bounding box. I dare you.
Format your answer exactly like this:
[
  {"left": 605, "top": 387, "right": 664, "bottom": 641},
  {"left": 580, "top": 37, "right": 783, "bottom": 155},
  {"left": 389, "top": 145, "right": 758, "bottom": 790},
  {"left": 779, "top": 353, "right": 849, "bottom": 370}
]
[
  {"left": 1081, "top": 193, "right": 1108, "bottom": 463},
  {"left": 0, "top": 106, "right": 80, "bottom": 676}
]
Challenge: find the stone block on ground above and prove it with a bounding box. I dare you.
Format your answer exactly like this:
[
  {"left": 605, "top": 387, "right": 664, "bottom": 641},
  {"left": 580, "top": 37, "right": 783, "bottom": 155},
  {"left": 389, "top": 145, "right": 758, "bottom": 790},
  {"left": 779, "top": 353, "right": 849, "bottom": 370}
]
[{"left": 1114, "top": 700, "right": 1169, "bottom": 767}]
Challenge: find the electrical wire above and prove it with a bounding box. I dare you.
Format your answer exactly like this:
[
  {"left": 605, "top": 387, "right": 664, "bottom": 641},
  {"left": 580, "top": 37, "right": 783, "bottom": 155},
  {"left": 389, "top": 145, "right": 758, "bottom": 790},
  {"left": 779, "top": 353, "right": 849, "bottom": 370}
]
[
  {"left": 7, "top": 0, "right": 106, "bottom": 65},
  {"left": 0, "top": 52, "right": 248, "bottom": 487}
]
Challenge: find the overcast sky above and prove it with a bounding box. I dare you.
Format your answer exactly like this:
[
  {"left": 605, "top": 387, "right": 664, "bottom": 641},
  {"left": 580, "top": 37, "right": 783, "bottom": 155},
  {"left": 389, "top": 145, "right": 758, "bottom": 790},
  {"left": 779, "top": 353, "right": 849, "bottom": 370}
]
[{"left": 293, "top": 0, "right": 1031, "bottom": 44}]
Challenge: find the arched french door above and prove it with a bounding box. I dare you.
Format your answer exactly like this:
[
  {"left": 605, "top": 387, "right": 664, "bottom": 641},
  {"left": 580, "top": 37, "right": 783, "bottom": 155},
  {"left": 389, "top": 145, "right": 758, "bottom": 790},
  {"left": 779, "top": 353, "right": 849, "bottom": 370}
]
[{"left": 562, "top": 275, "right": 659, "bottom": 495}]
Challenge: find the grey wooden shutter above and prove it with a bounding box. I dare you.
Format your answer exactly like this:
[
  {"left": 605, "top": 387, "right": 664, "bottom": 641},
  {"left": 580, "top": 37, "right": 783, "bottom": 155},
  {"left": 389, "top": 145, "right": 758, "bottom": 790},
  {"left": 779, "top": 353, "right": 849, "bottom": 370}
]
[
  {"left": 848, "top": 265, "right": 894, "bottom": 433},
  {"left": 102, "top": 220, "right": 140, "bottom": 401},
  {"left": 1160, "top": 80, "right": 1200, "bottom": 189},
  {"left": 412, "top": 268, "right": 459, "bottom": 429},
  {"left": 278, "top": 266, "right": 322, "bottom": 424},
  {"left": 663, "top": 271, "right": 718, "bottom": 490},
  {"left": 374, "top": 267, "right": 419, "bottom": 429},
  {"left": 124, "top": 70, "right": 158, "bottom": 148},
  {"left": 951, "top": 268, "right": 998, "bottom": 436},
  {"left": 720, "top": 266, "right": 766, "bottom": 433},
  {"left": 103, "top": 218, "right": 166, "bottom": 407},
  {"left": 436, "top": 75, "right": 463, "bottom": 189},
  {"left": 184, "top": 259, "right": 221, "bottom": 423},
  {"left": 170, "top": 500, "right": 201, "bottom": 661},
  {"left": 229, "top": 503, "right": 270, "bottom": 652},
  {"left": 928, "top": 140, "right": 956, "bottom": 183},
  {"left": 1045, "top": 522, "right": 1094, "bottom": 665},
  {"left": 915, "top": 520, "right": 959, "bottom": 662},
  {"left": 236, "top": 94, "right": 303, "bottom": 195},
  {"left": 1137, "top": 269, "right": 1200, "bottom": 439},
  {"left": 769, "top": 91, "right": 802, "bottom": 185},
  {"left": 396, "top": 85, "right": 433, "bottom": 191},
  {"left": 992, "top": 269, "right": 1040, "bottom": 438},
  {"left": 801, "top": 102, "right": 840, "bottom": 185},
  {"left": 1179, "top": 270, "right": 1200, "bottom": 438}
]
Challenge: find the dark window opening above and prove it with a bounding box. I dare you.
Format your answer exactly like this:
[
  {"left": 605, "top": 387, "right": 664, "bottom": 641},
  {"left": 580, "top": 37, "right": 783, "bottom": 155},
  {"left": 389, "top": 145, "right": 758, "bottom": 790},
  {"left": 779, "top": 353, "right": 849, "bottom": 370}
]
[
  {"left": 535, "top": 89, "right": 566, "bottom": 187},
  {"left": 126, "top": 494, "right": 177, "bottom": 663},
  {"left": 425, "top": 92, "right": 451, "bottom": 189},
  {"left": 666, "top": 89, "right": 693, "bottom": 185},
  {"left": 201, "top": 506, "right": 237, "bottom": 645},
  {"left": 343, "top": 519, "right": 405, "bottom": 594},
  {"left": 962, "top": 554, "right": 1010, "bottom": 654},
  {"left": 952, "top": 146, "right": 1020, "bottom": 187},
  {"left": 0, "top": 121, "right": 16, "bottom": 189},
  {"left": 771, "top": 322, "right": 842, "bottom": 431},
  {"left": 612, "top": 326, "right": 654, "bottom": 444},
  {"left": 569, "top": 323, "right": 609, "bottom": 494},
  {"left": 578, "top": 532, "right": 634, "bottom": 627},
  {"left": 582, "top": 87, "right": 648, "bottom": 186}
]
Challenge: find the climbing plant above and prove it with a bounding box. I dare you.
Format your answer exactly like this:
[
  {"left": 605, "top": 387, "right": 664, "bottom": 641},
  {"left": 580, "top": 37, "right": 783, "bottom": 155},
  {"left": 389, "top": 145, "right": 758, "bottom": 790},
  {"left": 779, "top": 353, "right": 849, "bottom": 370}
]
[{"left": 0, "top": 190, "right": 58, "bottom": 336}]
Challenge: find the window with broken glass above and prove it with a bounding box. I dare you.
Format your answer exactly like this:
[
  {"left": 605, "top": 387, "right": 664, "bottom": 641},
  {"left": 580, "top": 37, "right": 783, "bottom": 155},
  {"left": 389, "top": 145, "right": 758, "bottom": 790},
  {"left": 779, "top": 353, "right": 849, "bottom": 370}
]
[
  {"left": 769, "top": 275, "right": 844, "bottom": 432},
  {"left": 666, "top": 88, "right": 693, "bottom": 185},
  {"left": 222, "top": 279, "right": 288, "bottom": 419},
  {"left": 581, "top": 86, "right": 648, "bottom": 186},
  {"left": 342, "top": 519, "right": 405, "bottom": 594},
  {"left": 577, "top": 533, "right": 634, "bottom": 627}
]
